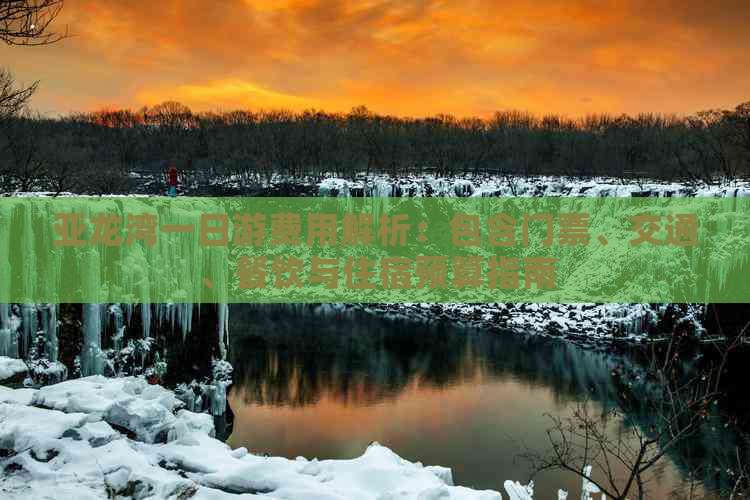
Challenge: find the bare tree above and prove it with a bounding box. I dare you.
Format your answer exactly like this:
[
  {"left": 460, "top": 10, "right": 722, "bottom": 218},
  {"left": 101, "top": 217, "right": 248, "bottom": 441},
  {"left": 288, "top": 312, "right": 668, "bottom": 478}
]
[
  {"left": 3, "top": 97, "right": 749, "bottom": 191},
  {"left": 38, "top": 124, "right": 85, "bottom": 195},
  {"left": 521, "top": 324, "right": 749, "bottom": 500},
  {"left": 1, "top": 0, "right": 66, "bottom": 117},
  {"left": 0, "top": 112, "right": 50, "bottom": 191},
  {"left": 0, "top": 0, "right": 66, "bottom": 46},
  {"left": 727, "top": 102, "right": 750, "bottom": 167},
  {"left": 0, "top": 67, "right": 37, "bottom": 117}
]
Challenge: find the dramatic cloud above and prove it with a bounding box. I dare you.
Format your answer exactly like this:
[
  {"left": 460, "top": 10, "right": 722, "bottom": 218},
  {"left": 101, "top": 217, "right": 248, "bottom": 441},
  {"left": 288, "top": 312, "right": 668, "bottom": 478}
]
[{"left": 1, "top": 0, "right": 748, "bottom": 116}]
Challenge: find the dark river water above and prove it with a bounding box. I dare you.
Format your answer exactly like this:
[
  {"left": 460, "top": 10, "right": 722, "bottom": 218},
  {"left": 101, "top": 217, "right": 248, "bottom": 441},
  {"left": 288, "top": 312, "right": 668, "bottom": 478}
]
[{"left": 225, "top": 305, "right": 736, "bottom": 499}]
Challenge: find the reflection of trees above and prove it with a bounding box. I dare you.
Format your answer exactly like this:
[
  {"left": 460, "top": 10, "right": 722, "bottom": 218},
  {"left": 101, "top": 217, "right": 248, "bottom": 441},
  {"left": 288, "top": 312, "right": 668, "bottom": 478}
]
[
  {"left": 229, "top": 304, "right": 621, "bottom": 408},
  {"left": 228, "top": 304, "right": 750, "bottom": 494},
  {"left": 230, "top": 312, "right": 474, "bottom": 407}
]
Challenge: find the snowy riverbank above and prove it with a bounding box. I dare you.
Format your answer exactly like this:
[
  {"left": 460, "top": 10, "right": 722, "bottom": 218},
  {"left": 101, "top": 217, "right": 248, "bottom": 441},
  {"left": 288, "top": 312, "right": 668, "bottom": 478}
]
[
  {"left": 316, "top": 174, "right": 750, "bottom": 198},
  {"left": 0, "top": 375, "right": 559, "bottom": 500},
  {"left": 199, "top": 171, "right": 750, "bottom": 199},
  {"left": 288, "top": 302, "right": 705, "bottom": 345},
  {"left": 311, "top": 174, "right": 724, "bottom": 344}
]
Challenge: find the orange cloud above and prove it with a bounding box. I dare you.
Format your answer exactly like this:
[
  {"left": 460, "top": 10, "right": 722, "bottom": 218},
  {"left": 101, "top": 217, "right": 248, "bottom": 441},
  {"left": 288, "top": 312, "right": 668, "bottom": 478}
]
[
  {"left": 136, "top": 79, "right": 324, "bottom": 111},
  {"left": 0, "top": 0, "right": 748, "bottom": 117}
]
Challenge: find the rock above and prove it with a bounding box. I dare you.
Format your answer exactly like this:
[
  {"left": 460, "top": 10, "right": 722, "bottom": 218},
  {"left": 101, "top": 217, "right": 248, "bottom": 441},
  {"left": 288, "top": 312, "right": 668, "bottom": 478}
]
[{"left": 0, "top": 357, "right": 28, "bottom": 384}]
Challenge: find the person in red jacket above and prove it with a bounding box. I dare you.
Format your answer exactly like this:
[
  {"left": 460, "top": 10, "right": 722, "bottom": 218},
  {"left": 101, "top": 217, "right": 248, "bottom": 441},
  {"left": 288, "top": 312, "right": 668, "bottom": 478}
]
[{"left": 165, "top": 163, "right": 179, "bottom": 197}]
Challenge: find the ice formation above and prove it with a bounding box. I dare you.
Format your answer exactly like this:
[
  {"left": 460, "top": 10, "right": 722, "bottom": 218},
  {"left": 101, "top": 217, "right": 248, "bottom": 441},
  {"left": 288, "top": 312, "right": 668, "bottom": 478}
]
[
  {"left": 42, "top": 304, "right": 58, "bottom": 362},
  {"left": 0, "top": 303, "right": 18, "bottom": 359},
  {"left": 217, "top": 302, "right": 228, "bottom": 360},
  {"left": 174, "top": 358, "right": 233, "bottom": 416},
  {"left": 81, "top": 303, "right": 105, "bottom": 376},
  {"left": 0, "top": 302, "right": 231, "bottom": 415}
]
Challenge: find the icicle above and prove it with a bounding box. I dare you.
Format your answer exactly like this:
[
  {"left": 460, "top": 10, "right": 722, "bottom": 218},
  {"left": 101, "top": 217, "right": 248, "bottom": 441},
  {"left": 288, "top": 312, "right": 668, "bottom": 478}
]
[
  {"left": 141, "top": 303, "right": 151, "bottom": 339},
  {"left": 43, "top": 303, "right": 58, "bottom": 362},
  {"left": 123, "top": 303, "right": 133, "bottom": 326},
  {"left": 109, "top": 304, "right": 124, "bottom": 351},
  {"left": 81, "top": 303, "right": 105, "bottom": 376},
  {"left": 169, "top": 303, "right": 176, "bottom": 333},
  {"left": 217, "top": 303, "right": 228, "bottom": 359},
  {"left": 156, "top": 303, "right": 167, "bottom": 329},
  {"left": 20, "top": 304, "right": 36, "bottom": 358},
  {"left": 0, "top": 303, "right": 11, "bottom": 357},
  {"left": 178, "top": 303, "right": 193, "bottom": 341},
  {"left": 0, "top": 303, "right": 18, "bottom": 358}
]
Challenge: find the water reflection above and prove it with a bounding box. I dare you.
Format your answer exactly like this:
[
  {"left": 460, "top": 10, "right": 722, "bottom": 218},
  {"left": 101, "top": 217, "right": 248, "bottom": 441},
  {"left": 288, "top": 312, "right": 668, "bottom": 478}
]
[
  {"left": 226, "top": 305, "right": 738, "bottom": 498},
  {"left": 229, "top": 305, "right": 620, "bottom": 409}
]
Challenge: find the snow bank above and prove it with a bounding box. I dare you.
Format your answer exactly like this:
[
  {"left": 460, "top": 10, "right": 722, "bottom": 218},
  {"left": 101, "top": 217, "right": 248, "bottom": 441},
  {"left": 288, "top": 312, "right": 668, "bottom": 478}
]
[
  {"left": 317, "top": 174, "right": 750, "bottom": 199},
  {"left": 0, "top": 356, "right": 27, "bottom": 382},
  {"left": 317, "top": 302, "right": 703, "bottom": 343},
  {"left": 0, "top": 377, "right": 506, "bottom": 500},
  {"left": 0, "top": 385, "right": 35, "bottom": 405},
  {"left": 32, "top": 375, "right": 179, "bottom": 443}
]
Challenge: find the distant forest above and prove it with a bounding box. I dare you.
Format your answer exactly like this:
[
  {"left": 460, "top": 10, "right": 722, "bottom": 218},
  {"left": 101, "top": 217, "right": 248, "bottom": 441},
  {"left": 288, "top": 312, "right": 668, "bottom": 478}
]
[{"left": 1, "top": 100, "right": 749, "bottom": 194}]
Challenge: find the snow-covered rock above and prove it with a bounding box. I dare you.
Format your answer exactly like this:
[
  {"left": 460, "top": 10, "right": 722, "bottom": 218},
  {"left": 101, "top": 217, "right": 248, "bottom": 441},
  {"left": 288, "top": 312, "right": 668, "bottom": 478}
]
[
  {"left": 308, "top": 302, "right": 704, "bottom": 343},
  {"left": 63, "top": 420, "right": 121, "bottom": 447},
  {"left": 32, "top": 376, "right": 180, "bottom": 443},
  {"left": 26, "top": 359, "right": 68, "bottom": 385},
  {"left": 0, "top": 356, "right": 27, "bottom": 382},
  {"left": 168, "top": 409, "right": 216, "bottom": 442}
]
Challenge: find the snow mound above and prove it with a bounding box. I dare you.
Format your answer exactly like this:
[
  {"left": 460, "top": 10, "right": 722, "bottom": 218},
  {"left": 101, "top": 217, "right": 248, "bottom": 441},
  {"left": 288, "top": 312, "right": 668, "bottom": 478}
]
[
  {"left": 0, "top": 385, "right": 35, "bottom": 405},
  {"left": 195, "top": 441, "right": 501, "bottom": 500},
  {"left": 32, "top": 375, "right": 182, "bottom": 443},
  {"left": 0, "top": 356, "right": 28, "bottom": 382},
  {"left": 0, "top": 403, "right": 88, "bottom": 450}
]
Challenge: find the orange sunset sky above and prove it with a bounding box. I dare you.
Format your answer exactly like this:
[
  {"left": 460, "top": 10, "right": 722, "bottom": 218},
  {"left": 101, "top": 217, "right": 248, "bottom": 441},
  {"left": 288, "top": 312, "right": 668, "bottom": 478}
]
[{"left": 2, "top": 0, "right": 749, "bottom": 117}]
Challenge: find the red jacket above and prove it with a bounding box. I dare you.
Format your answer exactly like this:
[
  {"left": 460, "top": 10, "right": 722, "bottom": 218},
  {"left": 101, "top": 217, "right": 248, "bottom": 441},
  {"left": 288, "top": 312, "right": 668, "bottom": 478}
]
[{"left": 167, "top": 167, "right": 178, "bottom": 186}]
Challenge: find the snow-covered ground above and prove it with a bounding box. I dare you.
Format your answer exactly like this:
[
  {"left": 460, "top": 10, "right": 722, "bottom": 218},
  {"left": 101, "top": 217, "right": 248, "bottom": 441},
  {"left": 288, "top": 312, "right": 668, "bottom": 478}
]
[
  {"left": 0, "top": 376, "right": 559, "bottom": 500},
  {"left": 7, "top": 172, "right": 750, "bottom": 199},
  {"left": 315, "top": 174, "right": 750, "bottom": 198},
  {"left": 197, "top": 170, "right": 750, "bottom": 199}
]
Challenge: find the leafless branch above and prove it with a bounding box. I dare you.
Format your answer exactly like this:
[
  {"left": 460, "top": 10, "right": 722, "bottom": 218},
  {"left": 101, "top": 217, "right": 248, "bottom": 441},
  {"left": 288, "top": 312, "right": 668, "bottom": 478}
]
[
  {"left": 0, "top": 0, "right": 66, "bottom": 46},
  {"left": 0, "top": 66, "right": 37, "bottom": 117}
]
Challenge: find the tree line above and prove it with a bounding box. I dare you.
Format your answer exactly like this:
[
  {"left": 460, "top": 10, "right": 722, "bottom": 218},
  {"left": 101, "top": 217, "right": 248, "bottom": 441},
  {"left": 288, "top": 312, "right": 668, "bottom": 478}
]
[{"left": 1, "top": 100, "right": 748, "bottom": 195}]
